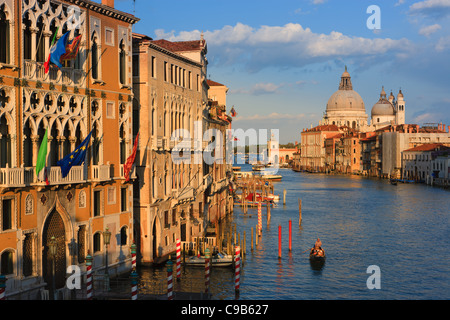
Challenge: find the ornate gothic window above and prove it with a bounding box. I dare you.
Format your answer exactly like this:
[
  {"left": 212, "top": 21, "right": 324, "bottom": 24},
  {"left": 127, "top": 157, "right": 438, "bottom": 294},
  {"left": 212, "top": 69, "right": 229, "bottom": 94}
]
[
  {"left": 0, "top": 5, "right": 9, "bottom": 64},
  {"left": 91, "top": 33, "right": 99, "bottom": 80}
]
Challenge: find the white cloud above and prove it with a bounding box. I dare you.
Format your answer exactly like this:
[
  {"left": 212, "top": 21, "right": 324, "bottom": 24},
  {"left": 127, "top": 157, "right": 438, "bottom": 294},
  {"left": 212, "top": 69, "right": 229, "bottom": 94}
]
[
  {"left": 395, "top": 0, "right": 406, "bottom": 6},
  {"left": 435, "top": 36, "right": 450, "bottom": 51},
  {"left": 418, "top": 24, "right": 442, "bottom": 36},
  {"left": 156, "top": 23, "right": 413, "bottom": 73},
  {"left": 409, "top": 0, "right": 450, "bottom": 18}
]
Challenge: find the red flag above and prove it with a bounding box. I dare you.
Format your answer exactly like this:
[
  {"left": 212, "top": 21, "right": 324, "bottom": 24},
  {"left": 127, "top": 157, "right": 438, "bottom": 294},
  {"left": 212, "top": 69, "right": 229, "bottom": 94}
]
[
  {"left": 124, "top": 133, "right": 139, "bottom": 182},
  {"left": 61, "top": 35, "right": 82, "bottom": 61}
]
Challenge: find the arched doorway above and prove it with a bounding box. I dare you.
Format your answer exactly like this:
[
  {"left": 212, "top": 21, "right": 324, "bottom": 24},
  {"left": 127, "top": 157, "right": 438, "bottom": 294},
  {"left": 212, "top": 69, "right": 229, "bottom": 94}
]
[{"left": 42, "top": 209, "right": 67, "bottom": 295}]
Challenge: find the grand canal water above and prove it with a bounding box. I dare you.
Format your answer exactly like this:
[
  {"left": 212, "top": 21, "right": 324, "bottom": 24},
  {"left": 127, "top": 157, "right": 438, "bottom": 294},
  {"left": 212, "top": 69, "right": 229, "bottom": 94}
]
[{"left": 137, "top": 165, "right": 450, "bottom": 300}]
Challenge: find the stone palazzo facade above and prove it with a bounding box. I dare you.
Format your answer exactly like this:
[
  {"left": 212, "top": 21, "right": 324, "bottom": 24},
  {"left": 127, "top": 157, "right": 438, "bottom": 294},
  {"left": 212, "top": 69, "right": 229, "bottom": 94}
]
[{"left": 0, "top": 0, "right": 139, "bottom": 299}]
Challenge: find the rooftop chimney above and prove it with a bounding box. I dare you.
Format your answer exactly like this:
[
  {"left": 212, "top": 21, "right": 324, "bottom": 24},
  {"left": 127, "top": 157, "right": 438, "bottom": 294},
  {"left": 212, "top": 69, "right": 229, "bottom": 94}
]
[{"left": 102, "top": 0, "right": 114, "bottom": 8}]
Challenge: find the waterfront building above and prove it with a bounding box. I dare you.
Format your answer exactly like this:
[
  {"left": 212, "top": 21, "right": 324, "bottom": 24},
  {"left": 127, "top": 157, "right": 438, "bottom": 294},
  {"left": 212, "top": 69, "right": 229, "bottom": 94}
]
[
  {"left": 132, "top": 33, "right": 208, "bottom": 265},
  {"left": 401, "top": 143, "right": 450, "bottom": 182},
  {"left": 299, "top": 124, "right": 340, "bottom": 172},
  {"left": 205, "top": 81, "right": 233, "bottom": 226},
  {"left": 380, "top": 124, "right": 450, "bottom": 178},
  {"left": 0, "top": 0, "right": 139, "bottom": 299}
]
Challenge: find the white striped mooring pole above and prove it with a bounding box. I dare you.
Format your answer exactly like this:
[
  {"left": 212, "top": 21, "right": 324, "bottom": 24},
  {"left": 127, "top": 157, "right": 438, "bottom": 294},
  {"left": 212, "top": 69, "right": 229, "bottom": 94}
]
[
  {"left": 167, "top": 260, "right": 174, "bottom": 300},
  {"left": 0, "top": 275, "right": 6, "bottom": 300},
  {"left": 85, "top": 252, "right": 93, "bottom": 300},
  {"left": 176, "top": 239, "right": 181, "bottom": 281},
  {"left": 234, "top": 245, "right": 241, "bottom": 297},
  {"left": 130, "top": 270, "right": 138, "bottom": 300},
  {"left": 131, "top": 242, "right": 137, "bottom": 272}
]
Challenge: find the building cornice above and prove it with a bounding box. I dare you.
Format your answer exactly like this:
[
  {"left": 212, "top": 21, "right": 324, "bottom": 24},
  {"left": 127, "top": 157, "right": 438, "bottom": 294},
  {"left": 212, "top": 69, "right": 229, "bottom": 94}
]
[{"left": 65, "top": 0, "right": 140, "bottom": 24}]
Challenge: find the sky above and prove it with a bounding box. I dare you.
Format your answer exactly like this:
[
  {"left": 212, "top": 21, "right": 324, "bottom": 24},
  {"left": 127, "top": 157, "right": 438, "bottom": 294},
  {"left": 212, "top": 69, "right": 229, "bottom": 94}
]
[{"left": 109, "top": 0, "right": 450, "bottom": 143}]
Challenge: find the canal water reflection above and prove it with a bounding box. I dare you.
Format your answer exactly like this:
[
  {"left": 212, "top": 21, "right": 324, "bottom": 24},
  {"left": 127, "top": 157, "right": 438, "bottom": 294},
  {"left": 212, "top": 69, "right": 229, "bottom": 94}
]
[{"left": 137, "top": 167, "right": 450, "bottom": 300}]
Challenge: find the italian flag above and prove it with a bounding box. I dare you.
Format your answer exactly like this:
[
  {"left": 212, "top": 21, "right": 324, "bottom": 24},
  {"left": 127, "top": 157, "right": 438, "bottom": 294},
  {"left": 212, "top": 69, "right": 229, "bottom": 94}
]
[{"left": 36, "top": 128, "right": 49, "bottom": 185}]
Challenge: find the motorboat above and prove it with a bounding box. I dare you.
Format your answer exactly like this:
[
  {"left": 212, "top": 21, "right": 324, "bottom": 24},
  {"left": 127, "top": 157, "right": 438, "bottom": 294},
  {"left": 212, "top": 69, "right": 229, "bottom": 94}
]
[{"left": 185, "top": 252, "right": 233, "bottom": 267}]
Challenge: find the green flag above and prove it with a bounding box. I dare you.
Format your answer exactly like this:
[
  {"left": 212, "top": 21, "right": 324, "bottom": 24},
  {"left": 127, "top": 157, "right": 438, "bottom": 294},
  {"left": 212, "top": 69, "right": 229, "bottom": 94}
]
[{"left": 36, "top": 128, "right": 48, "bottom": 178}]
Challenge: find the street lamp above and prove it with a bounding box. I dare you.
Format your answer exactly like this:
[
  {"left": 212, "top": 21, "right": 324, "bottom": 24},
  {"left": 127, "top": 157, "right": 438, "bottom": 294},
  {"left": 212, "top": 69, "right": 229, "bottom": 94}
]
[
  {"left": 48, "top": 236, "right": 57, "bottom": 300},
  {"left": 103, "top": 227, "right": 111, "bottom": 291}
]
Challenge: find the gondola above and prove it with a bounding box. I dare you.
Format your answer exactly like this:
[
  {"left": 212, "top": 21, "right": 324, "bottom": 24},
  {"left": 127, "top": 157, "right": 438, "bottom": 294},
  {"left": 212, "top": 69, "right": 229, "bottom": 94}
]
[{"left": 309, "top": 252, "right": 326, "bottom": 263}]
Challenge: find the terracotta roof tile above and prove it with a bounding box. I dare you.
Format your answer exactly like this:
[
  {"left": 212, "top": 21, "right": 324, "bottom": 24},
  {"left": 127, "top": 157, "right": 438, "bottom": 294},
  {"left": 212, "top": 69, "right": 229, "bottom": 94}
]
[{"left": 403, "top": 143, "right": 450, "bottom": 152}]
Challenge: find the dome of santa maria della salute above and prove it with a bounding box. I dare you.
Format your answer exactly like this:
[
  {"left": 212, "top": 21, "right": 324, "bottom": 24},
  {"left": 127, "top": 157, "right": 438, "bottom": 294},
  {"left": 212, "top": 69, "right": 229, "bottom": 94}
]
[
  {"left": 321, "top": 67, "right": 368, "bottom": 130},
  {"left": 326, "top": 89, "right": 365, "bottom": 113}
]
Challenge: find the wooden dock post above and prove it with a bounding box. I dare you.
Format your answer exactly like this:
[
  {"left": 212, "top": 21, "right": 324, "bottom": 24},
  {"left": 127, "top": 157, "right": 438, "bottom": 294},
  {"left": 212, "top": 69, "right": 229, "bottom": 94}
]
[
  {"left": 298, "top": 199, "right": 302, "bottom": 226},
  {"left": 266, "top": 200, "right": 271, "bottom": 223},
  {"left": 243, "top": 231, "right": 246, "bottom": 257},
  {"left": 255, "top": 225, "right": 259, "bottom": 246},
  {"left": 283, "top": 189, "right": 286, "bottom": 205},
  {"left": 251, "top": 227, "right": 254, "bottom": 251},
  {"left": 289, "top": 220, "right": 292, "bottom": 252}
]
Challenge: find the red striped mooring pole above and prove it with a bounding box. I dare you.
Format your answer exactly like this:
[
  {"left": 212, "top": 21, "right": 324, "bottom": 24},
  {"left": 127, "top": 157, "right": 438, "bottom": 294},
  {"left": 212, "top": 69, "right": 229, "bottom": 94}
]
[
  {"left": 0, "top": 275, "right": 6, "bottom": 300},
  {"left": 167, "top": 260, "right": 174, "bottom": 300},
  {"left": 234, "top": 246, "right": 241, "bottom": 294},
  {"left": 176, "top": 239, "right": 181, "bottom": 281},
  {"left": 130, "top": 270, "right": 138, "bottom": 300},
  {"left": 85, "top": 252, "right": 93, "bottom": 300},
  {"left": 131, "top": 242, "right": 137, "bottom": 271}
]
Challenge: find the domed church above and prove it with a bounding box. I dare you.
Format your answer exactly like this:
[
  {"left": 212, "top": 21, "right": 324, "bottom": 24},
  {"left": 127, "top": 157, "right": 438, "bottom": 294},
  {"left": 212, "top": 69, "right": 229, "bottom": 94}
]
[
  {"left": 321, "top": 66, "right": 369, "bottom": 130},
  {"left": 370, "top": 86, "right": 405, "bottom": 129},
  {"left": 320, "top": 67, "right": 406, "bottom": 132}
]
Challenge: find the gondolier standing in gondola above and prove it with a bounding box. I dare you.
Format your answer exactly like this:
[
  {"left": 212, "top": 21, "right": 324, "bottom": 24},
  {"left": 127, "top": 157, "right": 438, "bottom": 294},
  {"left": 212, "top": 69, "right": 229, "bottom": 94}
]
[{"left": 311, "top": 238, "right": 324, "bottom": 257}]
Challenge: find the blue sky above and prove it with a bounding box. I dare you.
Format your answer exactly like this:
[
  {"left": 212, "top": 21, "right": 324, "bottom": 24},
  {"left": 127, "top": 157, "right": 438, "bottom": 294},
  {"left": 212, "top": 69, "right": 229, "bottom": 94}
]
[{"left": 110, "top": 0, "right": 450, "bottom": 143}]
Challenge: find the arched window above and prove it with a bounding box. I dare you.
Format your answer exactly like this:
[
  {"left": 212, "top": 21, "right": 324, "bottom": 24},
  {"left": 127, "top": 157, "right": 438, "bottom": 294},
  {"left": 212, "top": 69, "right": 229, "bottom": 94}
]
[
  {"left": 0, "top": 113, "right": 11, "bottom": 168},
  {"left": 23, "top": 12, "right": 32, "bottom": 60},
  {"left": 0, "top": 250, "right": 14, "bottom": 275},
  {"left": 92, "top": 120, "right": 100, "bottom": 165},
  {"left": 120, "top": 226, "right": 128, "bottom": 246},
  {"left": 91, "top": 33, "right": 99, "bottom": 79},
  {"left": 93, "top": 232, "right": 101, "bottom": 253},
  {"left": 0, "top": 5, "right": 10, "bottom": 64},
  {"left": 119, "top": 40, "right": 126, "bottom": 85},
  {"left": 119, "top": 123, "right": 126, "bottom": 164},
  {"left": 36, "top": 16, "right": 45, "bottom": 63}
]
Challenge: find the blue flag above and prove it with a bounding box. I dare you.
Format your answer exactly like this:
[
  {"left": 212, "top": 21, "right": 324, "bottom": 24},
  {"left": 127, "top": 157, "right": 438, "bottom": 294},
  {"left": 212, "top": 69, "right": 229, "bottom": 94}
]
[
  {"left": 57, "top": 130, "right": 93, "bottom": 178},
  {"left": 49, "top": 32, "right": 70, "bottom": 69}
]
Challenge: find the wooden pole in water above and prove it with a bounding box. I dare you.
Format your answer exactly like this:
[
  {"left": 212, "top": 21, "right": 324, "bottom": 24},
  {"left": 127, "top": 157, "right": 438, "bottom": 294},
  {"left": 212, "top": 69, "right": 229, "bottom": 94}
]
[
  {"left": 298, "top": 199, "right": 302, "bottom": 226},
  {"left": 266, "top": 200, "right": 271, "bottom": 223},
  {"left": 251, "top": 227, "right": 254, "bottom": 251},
  {"left": 243, "top": 230, "right": 246, "bottom": 257},
  {"left": 255, "top": 225, "right": 259, "bottom": 246},
  {"left": 289, "top": 220, "right": 292, "bottom": 252},
  {"left": 283, "top": 189, "right": 286, "bottom": 205}
]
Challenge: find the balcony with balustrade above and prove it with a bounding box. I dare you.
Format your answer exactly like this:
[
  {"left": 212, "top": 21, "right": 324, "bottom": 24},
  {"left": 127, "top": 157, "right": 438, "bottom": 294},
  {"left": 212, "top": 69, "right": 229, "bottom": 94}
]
[
  {"left": 23, "top": 60, "right": 86, "bottom": 87},
  {"left": 0, "top": 164, "right": 112, "bottom": 191}
]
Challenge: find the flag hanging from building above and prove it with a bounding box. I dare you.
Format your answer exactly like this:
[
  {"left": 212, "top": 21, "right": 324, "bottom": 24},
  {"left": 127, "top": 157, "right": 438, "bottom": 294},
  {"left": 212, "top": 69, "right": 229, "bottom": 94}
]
[
  {"left": 36, "top": 128, "right": 49, "bottom": 185},
  {"left": 61, "top": 34, "right": 82, "bottom": 61},
  {"left": 57, "top": 130, "right": 93, "bottom": 178},
  {"left": 124, "top": 133, "right": 139, "bottom": 182},
  {"left": 230, "top": 106, "right": 237, "bottom": 117},
  {"left": 46, "top": 31, "right": 70, "bottom": 71},
  {"left": 44, "top": 27, "right": 59, "bottom": 74},
  {"left": 44, "top": 32, "right": 82, "bottom": 73}
]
